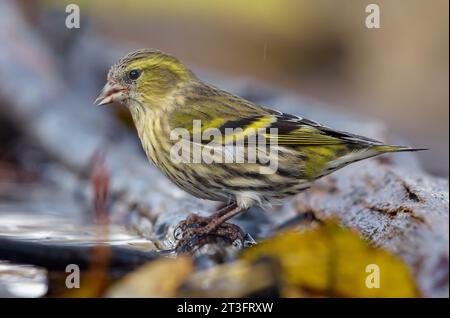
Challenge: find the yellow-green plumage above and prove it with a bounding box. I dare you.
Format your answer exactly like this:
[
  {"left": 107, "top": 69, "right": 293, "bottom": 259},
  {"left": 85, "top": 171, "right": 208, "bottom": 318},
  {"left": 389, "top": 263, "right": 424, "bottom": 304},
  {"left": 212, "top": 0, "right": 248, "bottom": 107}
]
[{"left": 97, "top": 49, "right": 423, "bottom": 210}]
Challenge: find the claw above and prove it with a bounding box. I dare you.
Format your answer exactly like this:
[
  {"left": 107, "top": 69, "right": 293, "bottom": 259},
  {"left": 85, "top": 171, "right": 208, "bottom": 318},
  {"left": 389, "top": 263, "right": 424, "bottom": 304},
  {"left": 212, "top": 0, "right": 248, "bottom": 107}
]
[{"left": 173, "top": 211, "right": 246, "bottom": 253}]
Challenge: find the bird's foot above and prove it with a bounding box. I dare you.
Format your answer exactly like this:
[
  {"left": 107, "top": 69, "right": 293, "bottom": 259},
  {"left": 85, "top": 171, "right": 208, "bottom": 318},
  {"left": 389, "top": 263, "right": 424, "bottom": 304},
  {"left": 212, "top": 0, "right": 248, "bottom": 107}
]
[
  {"left": 174, "top": 213, "right": 213, "bottom": 236},
  {"left": 174, "top": 213, "right": 245, "bottom": 251}
]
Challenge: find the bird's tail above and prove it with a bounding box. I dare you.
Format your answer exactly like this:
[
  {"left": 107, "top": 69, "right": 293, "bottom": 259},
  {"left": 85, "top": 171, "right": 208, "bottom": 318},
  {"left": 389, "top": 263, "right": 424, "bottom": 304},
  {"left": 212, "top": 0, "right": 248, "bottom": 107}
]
[{"left": 372, "top": 145, "right": 428, "bottom": 153}]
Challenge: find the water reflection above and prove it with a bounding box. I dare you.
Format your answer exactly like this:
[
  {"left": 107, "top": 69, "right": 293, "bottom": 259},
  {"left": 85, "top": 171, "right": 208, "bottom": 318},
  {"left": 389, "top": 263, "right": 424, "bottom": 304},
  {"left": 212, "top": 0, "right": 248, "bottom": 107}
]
[
  {"left": 0, "top": 210, "right": 156, "bottom": 297},
  {"left": 0, "top": 212, "right": 155, "bottom": 248},
  {"left": 0, "top": 261, "right": 47, "bottom": 298}
]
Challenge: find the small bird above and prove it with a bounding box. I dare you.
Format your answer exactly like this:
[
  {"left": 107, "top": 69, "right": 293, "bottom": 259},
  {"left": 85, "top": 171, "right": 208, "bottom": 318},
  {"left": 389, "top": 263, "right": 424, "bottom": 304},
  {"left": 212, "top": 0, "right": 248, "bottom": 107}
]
[{"left": 95, "top": 49, "right": 423, "bottom": 242}]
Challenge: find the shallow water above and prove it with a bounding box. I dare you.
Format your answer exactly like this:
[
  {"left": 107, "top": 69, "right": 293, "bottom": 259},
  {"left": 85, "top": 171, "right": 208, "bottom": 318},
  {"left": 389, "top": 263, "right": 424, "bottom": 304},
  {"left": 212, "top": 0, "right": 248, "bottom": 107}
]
[
  {"left": 0, "top": 211, "right": 155, "bottom": 244},
  {"left": 0, "top": 261, "right": 48, "bottom": 298},
  {"left": 0, "top": 209, "right": 156, "bottom": 297}
]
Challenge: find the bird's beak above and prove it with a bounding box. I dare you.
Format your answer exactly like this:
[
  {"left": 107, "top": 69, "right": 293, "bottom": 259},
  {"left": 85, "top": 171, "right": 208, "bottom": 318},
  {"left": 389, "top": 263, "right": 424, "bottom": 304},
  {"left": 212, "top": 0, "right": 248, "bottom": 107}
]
[{"left": 94, "top": 82, "right": 128, "bottom": 106}]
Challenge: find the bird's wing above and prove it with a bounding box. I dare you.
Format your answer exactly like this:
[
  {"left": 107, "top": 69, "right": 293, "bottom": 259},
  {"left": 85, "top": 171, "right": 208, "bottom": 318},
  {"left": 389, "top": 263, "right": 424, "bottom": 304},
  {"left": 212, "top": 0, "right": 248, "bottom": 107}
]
[
  {"left": 169, "top": 85, "right": 271, "bottom": 142},
  {"left": 169, "top": 85, "right": 382, "bottom": 148},
  {"left": 262, "top": 113, "right": 383, "bottom": 146}
]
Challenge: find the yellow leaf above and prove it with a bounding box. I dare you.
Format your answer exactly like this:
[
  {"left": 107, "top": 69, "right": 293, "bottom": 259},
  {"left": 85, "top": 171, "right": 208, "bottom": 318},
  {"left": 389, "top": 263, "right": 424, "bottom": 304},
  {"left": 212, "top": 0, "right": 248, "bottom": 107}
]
[{"left": 242, "top": 221, "right": 418, "bottom": 297}]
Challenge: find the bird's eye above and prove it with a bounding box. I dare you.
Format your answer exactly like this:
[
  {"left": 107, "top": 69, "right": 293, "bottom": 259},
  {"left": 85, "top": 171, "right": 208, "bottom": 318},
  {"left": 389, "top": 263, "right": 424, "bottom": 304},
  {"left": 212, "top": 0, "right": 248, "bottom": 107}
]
[{"left": 128, "top": 69, "right": 141, "bottom": 80}]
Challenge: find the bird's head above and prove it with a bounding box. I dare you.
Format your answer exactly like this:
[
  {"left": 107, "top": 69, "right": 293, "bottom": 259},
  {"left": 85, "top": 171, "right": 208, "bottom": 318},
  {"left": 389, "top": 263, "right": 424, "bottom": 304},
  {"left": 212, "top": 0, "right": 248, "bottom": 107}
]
[{"left": 95, "top": 49, "right": 195, "bottom": 108}]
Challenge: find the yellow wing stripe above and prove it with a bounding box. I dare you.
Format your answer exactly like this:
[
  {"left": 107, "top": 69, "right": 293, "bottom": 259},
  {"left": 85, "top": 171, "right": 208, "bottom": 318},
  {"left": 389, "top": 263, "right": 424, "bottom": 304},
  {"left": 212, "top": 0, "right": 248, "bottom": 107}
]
[{"left": 221, "top": 116, "right": 275, "bottom": 144}]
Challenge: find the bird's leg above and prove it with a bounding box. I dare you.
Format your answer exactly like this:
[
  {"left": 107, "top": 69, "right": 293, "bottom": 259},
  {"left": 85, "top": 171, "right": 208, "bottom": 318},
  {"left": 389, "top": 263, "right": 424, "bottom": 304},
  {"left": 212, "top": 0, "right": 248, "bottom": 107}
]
[
  {"left": 175, "top": 203, "right": 237, "bottom": 233},
  {"left": 202, "top": 204, "right": 244, "bottom": 233},
  {"left": 174, "top": 202, "right": 245, "bottom": 244}
]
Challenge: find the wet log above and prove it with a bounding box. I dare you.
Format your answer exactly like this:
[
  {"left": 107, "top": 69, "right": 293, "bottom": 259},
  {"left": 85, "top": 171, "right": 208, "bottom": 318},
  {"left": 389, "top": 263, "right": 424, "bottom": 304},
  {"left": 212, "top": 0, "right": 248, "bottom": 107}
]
[{"left": 288, "top": 160, "right": 449, "bottom": 297}]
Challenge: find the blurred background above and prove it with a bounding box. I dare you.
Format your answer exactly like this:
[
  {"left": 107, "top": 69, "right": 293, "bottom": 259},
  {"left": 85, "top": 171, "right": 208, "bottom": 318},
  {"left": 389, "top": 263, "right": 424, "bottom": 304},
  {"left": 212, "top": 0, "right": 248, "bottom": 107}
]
[
  {"left": 0, "top": 0, "right": 448, "bottom": 298},
  {"left": 7, "top": 0, "right": 450, "bottom": 177}
]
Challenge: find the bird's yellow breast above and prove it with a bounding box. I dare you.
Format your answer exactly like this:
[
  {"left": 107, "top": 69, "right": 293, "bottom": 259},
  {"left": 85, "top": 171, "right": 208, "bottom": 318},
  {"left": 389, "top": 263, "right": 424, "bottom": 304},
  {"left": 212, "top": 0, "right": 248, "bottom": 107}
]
[{"left": 128, "top": 103, "right": 168, "bottom": 166}]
